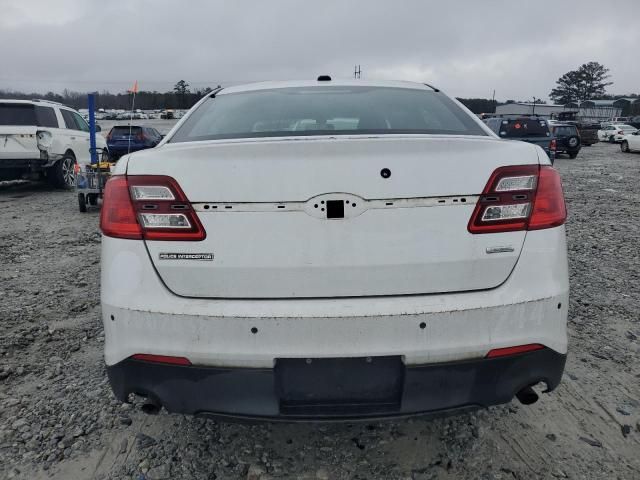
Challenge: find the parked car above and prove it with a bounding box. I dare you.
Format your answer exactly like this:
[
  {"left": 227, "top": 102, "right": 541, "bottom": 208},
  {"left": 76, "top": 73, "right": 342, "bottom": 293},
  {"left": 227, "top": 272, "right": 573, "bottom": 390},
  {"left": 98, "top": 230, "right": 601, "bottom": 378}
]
[
  {"left": 597, "top": 124, "right": 638, "bottom": 143},
  {"left": 620, "top": 130, "right": 640, "bottom": 153},
  {"left": 627, "top": 116, "right": 640, "bottom": 129},
  {"left": 0, "top": 99, "right": 107, "bottom": 187},
  {"left": 607, "top": 116, "right": 630, "bottom": 124},
  {"left": 484, "top": 116, "right": 555, "bottom": 163},
  {"left": 548, "top": 122, "right": 581, "bottom": 158},
  {"left": 554, "top": 112, "right": 599, "bottom": 146},
  {"left": 574, "top": 122, "right": 600, "bottom": 146},
  {"left": 105, "top": 125, "right": 162, "bottom": 160},
  {"left": 101, "top": 79, "right": 568, "bottom": 421}
]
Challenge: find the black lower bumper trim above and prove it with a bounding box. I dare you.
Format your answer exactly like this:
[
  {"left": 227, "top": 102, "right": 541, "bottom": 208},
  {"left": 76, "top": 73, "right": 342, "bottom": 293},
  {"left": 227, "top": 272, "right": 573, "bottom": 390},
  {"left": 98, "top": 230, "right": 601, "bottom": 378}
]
[
  {"left": 0, "top": 158, "right": 47, "bottom": 169},
  {"left": 106, "top": 348, "right": 566, "bottom": 421}
]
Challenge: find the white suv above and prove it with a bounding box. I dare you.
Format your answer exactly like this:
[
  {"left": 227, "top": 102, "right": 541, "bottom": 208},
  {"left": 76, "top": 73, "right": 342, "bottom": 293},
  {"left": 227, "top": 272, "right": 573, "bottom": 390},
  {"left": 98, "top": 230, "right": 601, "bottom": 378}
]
[
  {"left": 101, "top": 79, "right": 568, "bottom": 420},
  {"left": 0, "top": 99, "right": 107, "bottom": 188}
]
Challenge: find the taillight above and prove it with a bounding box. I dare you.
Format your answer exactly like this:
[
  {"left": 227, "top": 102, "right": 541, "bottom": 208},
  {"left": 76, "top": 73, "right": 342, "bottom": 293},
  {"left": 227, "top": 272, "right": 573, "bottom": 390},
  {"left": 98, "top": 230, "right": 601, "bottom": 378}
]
[
  {"left": 486, "top": 344, "right": 544, "bottom": 358},
  {"left": 549, "top": 138, "right": 557, "bottom": 151},
  {"left": 467, "top": 165, "right": 566, "bottom": 234},
  {"left": 100, "top": 176, "right": 142, "bottom": 239},
  {"left": 527, "top": 166, "right": 567, "bottom": 230},
  {"left": 131, "top": 354, "right": 192, "bottom": 366},
  {"left": 100, "top": 175, "right": 206, "bottom": 241},
  {"left": 617, "top": 131, "right": 623, "bottom": 135}
]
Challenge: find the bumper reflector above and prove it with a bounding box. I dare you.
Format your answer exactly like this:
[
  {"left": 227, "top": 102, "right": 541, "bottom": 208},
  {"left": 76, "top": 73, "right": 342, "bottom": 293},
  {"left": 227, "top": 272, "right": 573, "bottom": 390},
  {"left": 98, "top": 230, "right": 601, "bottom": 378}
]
[
  {"left": 131, "top": 354, "right": 192, "bottom": 366},
  {"left": 486, "top": 344, "right": 545, "bottom": 358}
]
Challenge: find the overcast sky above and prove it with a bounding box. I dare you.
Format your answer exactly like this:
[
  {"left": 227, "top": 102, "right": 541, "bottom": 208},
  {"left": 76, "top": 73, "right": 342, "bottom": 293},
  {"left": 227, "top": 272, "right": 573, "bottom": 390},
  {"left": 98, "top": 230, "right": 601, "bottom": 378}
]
[{"left": 1, "top": 0, "right": 638, "bottom": 101}]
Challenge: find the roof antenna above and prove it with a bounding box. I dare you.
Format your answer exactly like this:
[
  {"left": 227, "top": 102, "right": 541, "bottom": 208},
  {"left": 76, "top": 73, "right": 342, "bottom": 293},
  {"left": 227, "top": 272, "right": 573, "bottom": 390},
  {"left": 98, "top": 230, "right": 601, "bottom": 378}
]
[{"left": 317, "top": 75, "right": 331, "bottom": 81}]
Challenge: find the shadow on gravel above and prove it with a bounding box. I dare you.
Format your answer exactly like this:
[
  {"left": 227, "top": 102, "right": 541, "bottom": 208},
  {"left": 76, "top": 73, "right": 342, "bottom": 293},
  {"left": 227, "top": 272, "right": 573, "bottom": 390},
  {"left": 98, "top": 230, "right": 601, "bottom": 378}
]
[{"left": 0, "top": 180, "right": 56, "bottom": 196}]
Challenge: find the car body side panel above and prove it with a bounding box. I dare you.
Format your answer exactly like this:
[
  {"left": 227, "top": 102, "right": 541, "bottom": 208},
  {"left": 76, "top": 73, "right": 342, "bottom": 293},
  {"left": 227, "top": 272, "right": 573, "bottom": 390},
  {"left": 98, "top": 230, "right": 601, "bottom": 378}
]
[{"left": 626, "top": 133, "right": 640, "bottom": 151}]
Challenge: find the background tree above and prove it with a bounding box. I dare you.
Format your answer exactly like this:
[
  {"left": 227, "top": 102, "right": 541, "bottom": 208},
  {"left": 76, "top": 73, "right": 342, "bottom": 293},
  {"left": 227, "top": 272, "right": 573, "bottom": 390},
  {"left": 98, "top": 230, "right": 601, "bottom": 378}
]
[
  {"left": 173, "top": 80, "right": 190, "bottom": 108},
  {"left": 456, "top": 98, "right": 497, "bottom": 114},
  {"left": 549, "top": 62, "right": 613, "bottom": 105}
]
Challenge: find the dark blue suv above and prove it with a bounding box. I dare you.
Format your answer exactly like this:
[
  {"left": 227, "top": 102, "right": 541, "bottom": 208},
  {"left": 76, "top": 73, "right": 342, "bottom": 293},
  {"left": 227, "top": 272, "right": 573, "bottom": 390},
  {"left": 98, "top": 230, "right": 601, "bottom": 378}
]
[
  {"left": 484, "top": 116, "right": 555, "bottom": 163},
  {"left": 106, "top": 125, "right": 162, "bottom": 161}
]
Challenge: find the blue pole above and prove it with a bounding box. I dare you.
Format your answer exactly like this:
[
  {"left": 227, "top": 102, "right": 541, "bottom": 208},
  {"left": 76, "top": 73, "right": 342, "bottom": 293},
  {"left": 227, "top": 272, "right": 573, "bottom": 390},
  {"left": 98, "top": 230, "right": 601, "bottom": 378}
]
[{"left": 88, "top": 93, "right": 98, "bottom": 165}]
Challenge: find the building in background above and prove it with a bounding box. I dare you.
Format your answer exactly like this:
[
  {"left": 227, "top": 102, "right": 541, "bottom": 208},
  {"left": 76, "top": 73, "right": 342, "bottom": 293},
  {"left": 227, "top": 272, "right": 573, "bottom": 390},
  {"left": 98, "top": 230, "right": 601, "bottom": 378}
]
[
  {"left": 494, "top": 98, "right": 640, "bottom": 123},
  {"left": 494, "top": 103, "right": 575, "bottom": 118},
  {"left": 572, "top": 98, "right": 639, "bottom": 122}
]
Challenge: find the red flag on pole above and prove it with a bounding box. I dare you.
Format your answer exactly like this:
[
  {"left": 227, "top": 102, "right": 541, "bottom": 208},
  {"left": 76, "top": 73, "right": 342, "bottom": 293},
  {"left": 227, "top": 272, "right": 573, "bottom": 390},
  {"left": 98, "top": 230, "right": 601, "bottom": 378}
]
[{"left": 128, "top": 81, "right": 138, "bottom": 94}]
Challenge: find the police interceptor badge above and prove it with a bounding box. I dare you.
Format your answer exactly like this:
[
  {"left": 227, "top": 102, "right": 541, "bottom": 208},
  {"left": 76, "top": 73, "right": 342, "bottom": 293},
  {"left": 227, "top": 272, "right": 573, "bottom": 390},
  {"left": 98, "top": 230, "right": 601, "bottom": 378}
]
[{"left": 159, "top": 253, "right": 214, "bottom": 261}]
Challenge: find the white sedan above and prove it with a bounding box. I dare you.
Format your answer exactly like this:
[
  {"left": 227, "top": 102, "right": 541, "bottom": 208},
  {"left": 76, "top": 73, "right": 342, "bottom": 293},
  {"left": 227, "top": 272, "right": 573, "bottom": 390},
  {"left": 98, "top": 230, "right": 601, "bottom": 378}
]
[
  {"left": 100, "top": 78, "right": 568, "bottom": 420},
  {"left": 621, "top": 130, "right": 640, "bottom": 153},
  {"left": 598, "top": 124, "right": 638, "bottom": 143}
]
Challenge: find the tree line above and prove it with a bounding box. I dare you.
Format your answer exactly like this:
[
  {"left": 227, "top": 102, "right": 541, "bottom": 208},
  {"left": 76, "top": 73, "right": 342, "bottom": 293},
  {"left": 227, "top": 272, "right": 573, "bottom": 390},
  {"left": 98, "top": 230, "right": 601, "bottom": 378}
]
[
  {"left": 0, "top": 83, "right": 502, "bottom": 114},
  {"left": 1, "top": 68, "right": 637, "bottom": 115},
  {"left": 0, "top": 80, "right": 218, "bottom": 111}
]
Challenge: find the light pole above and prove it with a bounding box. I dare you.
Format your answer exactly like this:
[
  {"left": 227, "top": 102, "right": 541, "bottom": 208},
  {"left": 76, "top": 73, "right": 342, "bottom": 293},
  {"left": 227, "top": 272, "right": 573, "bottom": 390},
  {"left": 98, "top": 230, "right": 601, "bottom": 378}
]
[{"left": 531, "top": 97, "right": 542, "bottom": 116}]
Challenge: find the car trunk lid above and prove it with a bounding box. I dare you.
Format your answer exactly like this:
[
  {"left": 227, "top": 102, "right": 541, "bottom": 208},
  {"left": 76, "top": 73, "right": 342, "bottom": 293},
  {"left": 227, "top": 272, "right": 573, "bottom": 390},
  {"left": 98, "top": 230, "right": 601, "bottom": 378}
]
[{"left": 128, "top": 135, "right": 537, "bottom": 298}]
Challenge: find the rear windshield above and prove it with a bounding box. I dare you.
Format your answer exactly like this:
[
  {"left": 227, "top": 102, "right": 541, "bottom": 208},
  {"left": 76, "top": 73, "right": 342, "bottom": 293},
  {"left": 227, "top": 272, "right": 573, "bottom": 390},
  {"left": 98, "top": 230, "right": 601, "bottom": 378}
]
[
  {"left": 552, "top": 126, "right": 578, "bottom": 136},
  {"left": 497, "top": 119, "right": 550, "bottom": 138},
  {"left": 170, "top": 86, "right": 487, "bottom": 142},
  {"left": 0, "top": 104, "right": 36, "bottom": 125},
  {"left": 0, "top": 103, "right": 59, "bottom": 127},
  {"left": 110, "top": 126, "right": 142, "bottom": 135}
]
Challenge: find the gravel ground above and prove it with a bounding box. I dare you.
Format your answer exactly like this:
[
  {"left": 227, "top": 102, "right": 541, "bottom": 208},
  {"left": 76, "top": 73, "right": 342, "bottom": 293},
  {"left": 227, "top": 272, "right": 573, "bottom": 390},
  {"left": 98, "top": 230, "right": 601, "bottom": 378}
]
[{"left": 1, "top": 142, "right": 639, "bottom": 480}]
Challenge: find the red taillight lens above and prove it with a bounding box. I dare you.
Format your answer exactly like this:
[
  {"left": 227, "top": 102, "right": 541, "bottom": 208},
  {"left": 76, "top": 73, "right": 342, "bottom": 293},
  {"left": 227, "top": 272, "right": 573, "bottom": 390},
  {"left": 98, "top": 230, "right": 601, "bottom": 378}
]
[
  {"left": 131, "top": 354, "right": 192, "bottom": 366},
  {"left": 618, "top": 131, "right": 623, "bottom": 135},
  {"left": 100, "top": 176, "right": 143, "bottom": 239},
  {"left": 100, "top": 175, "right": 206, "bottom": 241},
  {"left": 528, "top": 166, "right": 567, "bottom": 230},
  {"left": 549, "top": 138, "right": 557, "bottom": 151},
  {"left": 486, "top": 344, "right": 545, "bottom": 358},
  {"left": 468, "top": 165, "right": 566, "bottom": 234}
]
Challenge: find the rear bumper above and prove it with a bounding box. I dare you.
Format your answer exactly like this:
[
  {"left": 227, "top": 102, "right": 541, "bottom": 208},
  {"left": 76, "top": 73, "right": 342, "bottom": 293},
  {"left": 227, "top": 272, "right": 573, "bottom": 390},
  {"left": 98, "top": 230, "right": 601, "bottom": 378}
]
[
  {"left": 557, "top": 145, "right": 580, "bottom": 154},
  {"left": 0, "top": 154, "right": 63, "bottom": 169},
  {"left": 102, "top": 227, "right": 569, "bottom": 368},
  {"left": 107, "top": 348, "right": 566, "bottom": 420},
  {"left": 0, "top": 157, "right": 45, "bottom": 169},
  {"left": 580, "top": 134, "right": 598, "bottom": 145}
]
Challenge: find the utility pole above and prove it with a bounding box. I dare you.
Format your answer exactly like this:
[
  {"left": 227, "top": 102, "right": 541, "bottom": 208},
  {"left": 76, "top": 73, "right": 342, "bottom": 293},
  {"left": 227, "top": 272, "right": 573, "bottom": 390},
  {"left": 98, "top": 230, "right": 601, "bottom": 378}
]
[
  {"left": 532, "top": 97, "right": 541, "bottom": 116},
  {"left": 354, "top": 65, "right": 361, "bottom": 79}
]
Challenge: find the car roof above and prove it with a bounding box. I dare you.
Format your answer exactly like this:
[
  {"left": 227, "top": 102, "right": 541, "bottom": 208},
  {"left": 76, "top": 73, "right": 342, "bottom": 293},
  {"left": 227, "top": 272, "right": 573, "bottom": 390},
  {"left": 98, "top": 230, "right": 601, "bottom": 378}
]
[
  {"left": 0, "top": 99, "right": 66, "bottom": 107},
  {"left": 218, "top": 79, "right": 436, "bottom": 95},
  {"left": 487, "top": 116, "right": 547, "bottom": 121},
  {"left": 0, "top": 99, "right": 35, "bottom": 104}
]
